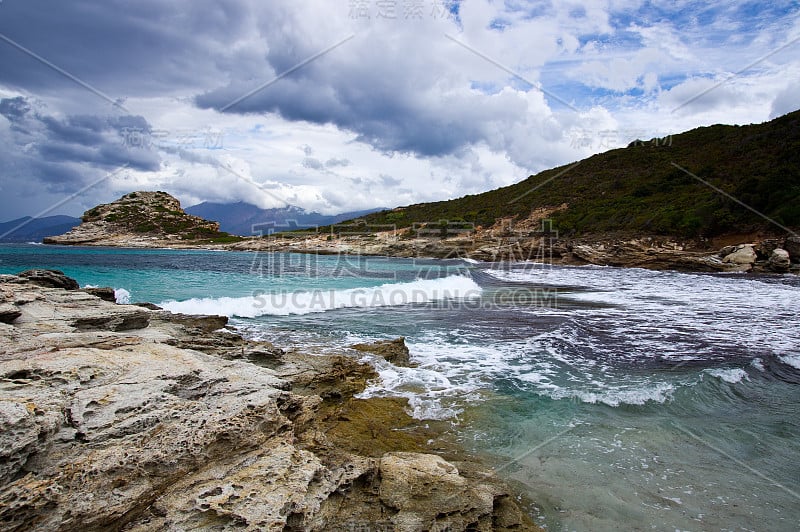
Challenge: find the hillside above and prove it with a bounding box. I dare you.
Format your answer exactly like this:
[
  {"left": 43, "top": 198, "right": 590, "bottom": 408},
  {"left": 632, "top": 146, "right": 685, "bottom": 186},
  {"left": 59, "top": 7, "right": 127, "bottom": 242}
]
[
  {"left": 185, "top": 201, "right": 384, "bottom": 236},
  {"left": 351, "top": 110, "right": 800, "bottom": 238},
  {"left": 43, "top": 191, "right": 240, "bottom": 246}
]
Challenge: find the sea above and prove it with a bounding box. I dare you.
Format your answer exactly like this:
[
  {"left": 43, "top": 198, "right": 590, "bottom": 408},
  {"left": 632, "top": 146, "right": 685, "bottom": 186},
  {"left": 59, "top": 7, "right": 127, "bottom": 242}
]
[{"left": 2, "top": 243, "right": 799, "bottom": 531}]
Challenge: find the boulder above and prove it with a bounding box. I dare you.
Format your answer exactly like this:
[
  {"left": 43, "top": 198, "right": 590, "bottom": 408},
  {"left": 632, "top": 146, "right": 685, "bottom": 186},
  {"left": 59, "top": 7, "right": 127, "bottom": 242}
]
[
  {"left": 722, "top": 245, "right": 756, "bottom": 265},
  {"left": 17, "top": 269, "right": 79, "bottom": 290},
  {"left": 784, "top": 236, "right": 800, "bottom": 263},
  {"left": 81, "top": 287, "right": 117, "bottom": 302},
  {"left": 351, "top": 337, "right": 413, "bottom": 367},
  {"left": 768, "top": 248, "right": 791, "bottom": 272}
]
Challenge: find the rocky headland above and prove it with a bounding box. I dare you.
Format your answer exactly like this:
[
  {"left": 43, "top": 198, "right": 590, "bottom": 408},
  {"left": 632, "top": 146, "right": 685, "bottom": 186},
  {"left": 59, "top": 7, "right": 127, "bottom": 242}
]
[
  {"left": 0, "top": 271, "right": 537, "bottom": 531},
  {"left": 42, "top": 192, "right": 239, "bottom": 247}
]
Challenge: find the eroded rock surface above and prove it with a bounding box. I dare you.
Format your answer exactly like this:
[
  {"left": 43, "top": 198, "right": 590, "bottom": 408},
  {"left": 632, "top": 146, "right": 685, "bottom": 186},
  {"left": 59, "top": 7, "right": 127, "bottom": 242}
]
[
  {"left": 351, "top": 337, "right": 414, "bottom": 367},
  {"left": 0, "top": 275, "right": 537, "bottom": 531}
]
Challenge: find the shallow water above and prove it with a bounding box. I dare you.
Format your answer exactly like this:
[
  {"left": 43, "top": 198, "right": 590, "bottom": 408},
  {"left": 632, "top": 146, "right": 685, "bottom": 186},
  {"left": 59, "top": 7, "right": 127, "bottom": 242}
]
[{"left": 3, "top": 244, "right": 799, "bottom": 530}]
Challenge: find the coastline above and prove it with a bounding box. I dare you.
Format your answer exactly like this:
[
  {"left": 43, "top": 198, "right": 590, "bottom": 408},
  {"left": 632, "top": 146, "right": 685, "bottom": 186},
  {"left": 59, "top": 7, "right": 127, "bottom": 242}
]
[
  {"left": 0, "top": 270, "right": 539, "bottom": 531},
  {"left": 39, "top": 229, "right": 800, "bottom": 275}
]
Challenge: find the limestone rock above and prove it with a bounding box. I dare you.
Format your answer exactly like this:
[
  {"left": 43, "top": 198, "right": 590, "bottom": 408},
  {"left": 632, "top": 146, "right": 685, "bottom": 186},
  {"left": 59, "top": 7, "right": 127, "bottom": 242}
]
[
  {"left": 17, "top": 269, "right": 79, "bottom": 290},
  {"left": 351, "top": 337, "right": 413, "bottom": 367},
  {"left": 379, "top": 452, "right": 495, "bottom": 531},
  {"left": 0, "top": 304, "right": 21, "bottom": 324},
  {"left": 81, "top": 286, "right": 117, "bottom": 302},
  {"left": 769, "top": 248, "right": 791, "bottom": 272},
  {"left": 722, "top": 245, "right": 757, "bottom": 266},
  {"left": 43, "top": 191, "right": 229, "bottom": 247},
  {"left": 0, "top": 276, "right": 537, "bottom": 531}
]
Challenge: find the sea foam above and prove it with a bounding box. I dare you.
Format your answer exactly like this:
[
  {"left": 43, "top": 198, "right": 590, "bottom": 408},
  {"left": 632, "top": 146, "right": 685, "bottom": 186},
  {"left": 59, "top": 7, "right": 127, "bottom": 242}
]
[{"left": 160, "top": 275, "right": 482, "bottom": 317}]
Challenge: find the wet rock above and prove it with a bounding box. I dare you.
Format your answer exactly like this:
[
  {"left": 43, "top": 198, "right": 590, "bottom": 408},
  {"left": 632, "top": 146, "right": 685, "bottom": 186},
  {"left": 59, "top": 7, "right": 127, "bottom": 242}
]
[
  {"left": 17, "top": 269, "right": 79, "bottom": 290},
  {"left": 81, "top": 286, "right": 117, "bottom": 302},
  {"left": 351, "top": 337, "right": 413, "bottom": 367},
  {"left": 769, "top": 248, "right": 791, "bottom": 272}
]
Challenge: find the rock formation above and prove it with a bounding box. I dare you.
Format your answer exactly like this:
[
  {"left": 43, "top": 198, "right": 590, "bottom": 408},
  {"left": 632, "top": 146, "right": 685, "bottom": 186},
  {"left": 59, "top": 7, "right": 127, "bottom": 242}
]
[
  {"left": 43, "top": 192, "right": 236, "bottom": 247},
  {"left": 0, "top": 272, "right": 537, "bottom": 531},
  {"left": 351, "top": 337, "right": 414, "bottom": 367},
  {"left": 768, "top": 248, "right": 791, "bottom": 272}
]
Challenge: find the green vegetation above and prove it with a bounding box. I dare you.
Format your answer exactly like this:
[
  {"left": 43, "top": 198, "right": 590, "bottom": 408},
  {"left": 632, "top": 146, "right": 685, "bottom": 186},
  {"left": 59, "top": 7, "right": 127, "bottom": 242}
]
[
  {"left": 342, "top": 111, "right": 800, "bottom": 238},
  {"left": 81, "top": 191, "right": 233, "bottom": 242}
]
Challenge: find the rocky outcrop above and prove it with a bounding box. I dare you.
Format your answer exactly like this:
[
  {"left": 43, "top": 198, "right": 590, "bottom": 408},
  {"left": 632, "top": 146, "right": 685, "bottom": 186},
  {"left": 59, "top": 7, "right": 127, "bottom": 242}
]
[
  {"left": 0, "top": 274, "right": 536, "bottom": 531},
  {"left": 351, "top": 337, "right": 413, "bottom": 367},
  {"left": 379, "top": 452, "right": 499, "bottom": 531},
  {"left": 722, "top": 245, "right": 757, "bottom": 266},
  {"left": 769, "top": 248, "right": 791, "bottom": 272},
  {"left": 81, "top": 286, "right": 117, "bottom": 302},
  {"left": 17, "top": 269, "right": 80, "bottom": 290},
  {"left": 43, "top": 192, "right": 235, "bottom": 247}
]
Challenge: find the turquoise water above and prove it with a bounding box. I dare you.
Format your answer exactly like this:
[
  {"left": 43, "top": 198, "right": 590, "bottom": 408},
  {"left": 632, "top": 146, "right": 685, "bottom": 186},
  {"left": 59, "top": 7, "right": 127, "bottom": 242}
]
[{"left": 2, "top": 244, "right": 799, "bottom": 531}]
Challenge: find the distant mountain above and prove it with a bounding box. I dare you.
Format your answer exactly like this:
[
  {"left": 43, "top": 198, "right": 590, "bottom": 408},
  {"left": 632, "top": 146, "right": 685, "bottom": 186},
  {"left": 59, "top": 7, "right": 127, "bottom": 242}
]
[
  {"left": 0, "top": 215, "right": 81, "bottom": 243},
  {"left": 185, "top": 202, "right": 385, "bottom": 236}
]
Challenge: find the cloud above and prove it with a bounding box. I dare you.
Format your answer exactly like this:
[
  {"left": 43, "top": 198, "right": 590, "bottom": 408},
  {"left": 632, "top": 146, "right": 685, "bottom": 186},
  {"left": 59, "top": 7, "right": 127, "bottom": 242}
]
[
  {"left": 0, "top": 0, "right": 798, "bottom": 220},
  {"left": 771, "top": 84, "right": 800, "bottom": 118},
  {"left": 302, "top": 157, "right": 324, "bottom": 170},
  {"left": 325, "top": 158, "right": 350, "bottom": 168}
]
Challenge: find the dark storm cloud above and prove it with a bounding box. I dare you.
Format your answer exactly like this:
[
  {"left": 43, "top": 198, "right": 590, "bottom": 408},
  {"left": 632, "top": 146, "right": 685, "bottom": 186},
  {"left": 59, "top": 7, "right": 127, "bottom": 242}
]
[
  {"left": 195, "top": 74, "right": 489, "bottom": 157},
  {"left": 0, "top": 96, "right": 31, "bottom": 121},
  {"left": 0, "top": 0, "right": 253, "bottom": 98},
  {"left": 0, "top": 1, "right": 521, "bottom": 162},
  {"left": 1, "top": 96, "right": 161, "bottom": 181}
]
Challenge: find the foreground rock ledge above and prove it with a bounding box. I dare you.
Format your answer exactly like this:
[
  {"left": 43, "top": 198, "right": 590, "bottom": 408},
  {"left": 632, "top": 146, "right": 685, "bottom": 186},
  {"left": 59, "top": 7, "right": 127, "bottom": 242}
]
[{"left": 0, "top": 274, "right": 537, "bottom": 531}]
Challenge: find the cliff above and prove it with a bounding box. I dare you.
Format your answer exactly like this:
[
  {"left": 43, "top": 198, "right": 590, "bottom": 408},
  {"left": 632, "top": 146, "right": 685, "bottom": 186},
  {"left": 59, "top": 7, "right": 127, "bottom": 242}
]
[
  {"left": 43, "top": 191, "right": 240, "bottom": 247},
  {"left": 0, "top": 271, "right": 537, "bottom": 531}
]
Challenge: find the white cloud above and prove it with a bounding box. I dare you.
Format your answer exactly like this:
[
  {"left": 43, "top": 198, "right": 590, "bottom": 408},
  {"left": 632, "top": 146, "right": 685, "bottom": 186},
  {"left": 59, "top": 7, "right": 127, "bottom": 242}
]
[{"left": 0, "top": 0, "right": 799, "bottom": 220}]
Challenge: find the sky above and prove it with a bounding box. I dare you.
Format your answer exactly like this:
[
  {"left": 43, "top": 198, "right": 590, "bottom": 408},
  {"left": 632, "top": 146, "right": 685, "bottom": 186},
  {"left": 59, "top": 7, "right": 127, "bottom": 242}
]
[{"left": 0, "top": 0, "right": 799, "bottom": 220}]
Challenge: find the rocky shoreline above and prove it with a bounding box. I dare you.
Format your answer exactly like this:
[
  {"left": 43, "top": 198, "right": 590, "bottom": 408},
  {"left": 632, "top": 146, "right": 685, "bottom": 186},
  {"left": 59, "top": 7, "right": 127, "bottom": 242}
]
[
  {"left": 222, "top": 231, "right": 800, "bottom": 274},
  {"left": 39, "top": 190, "right": 799, "bottom": 274},
  {"left": 0, "top": 271, "right": 538, "bottom": 531},
  {"left": 39, "top": 230, "right": 800, "bottom": 275}
]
